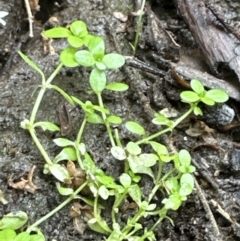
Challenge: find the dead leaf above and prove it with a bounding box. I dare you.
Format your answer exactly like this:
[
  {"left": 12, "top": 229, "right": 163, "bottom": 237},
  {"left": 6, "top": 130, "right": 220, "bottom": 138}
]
[
  {"left": 186, "top": 120, "right": 215, "bottom": 138},
  {"left": 42, "top": 34, "right": 55, "bottom": 55},
  {"left": 8, "top": 166, "right": 38, "bottom": 194},
  {"left": 120, "top": 201, "right": 138, "bottom": 213},
  {"left": 58, "top": 104, "right": 72, "bottom": 136},
  {"left": 70, "top": 202, "right": 94, "bottom": 234}
]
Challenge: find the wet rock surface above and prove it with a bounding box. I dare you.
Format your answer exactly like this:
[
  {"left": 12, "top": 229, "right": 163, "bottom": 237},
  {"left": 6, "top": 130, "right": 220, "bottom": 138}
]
[{"left": 0, "top": 0, "right": 240, "bottom": 240}]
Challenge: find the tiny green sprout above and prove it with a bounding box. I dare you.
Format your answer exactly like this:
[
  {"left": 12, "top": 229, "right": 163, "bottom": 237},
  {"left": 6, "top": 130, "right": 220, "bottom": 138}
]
[
  {"left": 180, "top": 79, "right": 229, "bottom": 111},
  {"left": 44, "top": 20, "right": 89, "bottom": 48},
  {"left": 74, "top": 36, "right": 125, "bottom": 93},
  {"left": 178, "top": 149, "right": 196, "bottom": 174}
]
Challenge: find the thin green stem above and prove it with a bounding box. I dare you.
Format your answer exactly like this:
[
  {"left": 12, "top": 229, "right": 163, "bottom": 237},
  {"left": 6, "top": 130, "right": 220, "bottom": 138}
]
[
  {"left": 133, "top": 0, "right": 146, "bottom": 55},
  {"left": 29, "top": 129, "right": 52, "bottom": 165},
  {"left": 121, "top": 209, "right": 144, "bottom": 234},
  {"left": 29, "top": 63, "right": 63, "bottom": 125},
  {"left": 148, "top": 210, "right": 165, "bottom": 231},
  {"left": 120, "top": 182, "right": 162, "bottom": 236},
  {"left": 75, "top": 117, "right": 87, "bottom": 170},
  {"left": 97, "top": 93, "right": 115, "bottom": 147},
  {"left": 156, "top": 160, "right": 163, "bottom": 183},
  {"left": 93, "top": 194, "right": 112, "bottom": 233},
  {"left": 136, "top": 106, "right": 194, "bottom": 145},
  {"left": 114, "top": 128, "right": 122, "bottom": 147},
  {"left": 26, "top": 181, "right": 88, "bottom": 233},
  {"left": 111, "top": 189, "right": 129, "bottom": 224},
  {"left": 147, "top": 183, "right": 162, "bottom": 203}
]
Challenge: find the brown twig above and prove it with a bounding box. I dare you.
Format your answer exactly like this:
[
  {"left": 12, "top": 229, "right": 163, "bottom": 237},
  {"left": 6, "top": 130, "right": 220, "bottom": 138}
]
[
  {"left": 24, "top": 0, "right": 34, "bottom": 37},
  {"left": 194, "top": 176, "right": 222, "bottom": 241}
]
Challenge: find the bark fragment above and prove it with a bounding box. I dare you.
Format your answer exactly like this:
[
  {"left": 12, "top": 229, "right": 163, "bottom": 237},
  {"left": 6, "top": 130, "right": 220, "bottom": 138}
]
[{"left": 177, "top": 0, "right": 240, "bottom": 81}]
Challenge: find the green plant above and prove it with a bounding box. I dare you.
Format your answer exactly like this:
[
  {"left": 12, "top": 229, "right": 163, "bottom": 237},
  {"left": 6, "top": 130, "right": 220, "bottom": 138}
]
[
  {"left": 0, "top": 211, "right": 45, "bottom": 241},
  {"left": 7, "top": 20, "right": 229, "bottom": 240}
]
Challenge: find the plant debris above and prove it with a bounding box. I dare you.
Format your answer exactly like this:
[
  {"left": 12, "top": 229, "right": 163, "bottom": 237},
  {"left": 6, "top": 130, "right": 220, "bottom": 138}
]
[{"left": 8, "top": 165, "right": 38, "bottom": 194}]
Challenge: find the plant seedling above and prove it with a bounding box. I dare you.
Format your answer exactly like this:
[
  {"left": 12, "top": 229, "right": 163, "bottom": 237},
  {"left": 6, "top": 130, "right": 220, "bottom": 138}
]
[{"left": 15, "top": 19, "right": 230, "bottom": 241}]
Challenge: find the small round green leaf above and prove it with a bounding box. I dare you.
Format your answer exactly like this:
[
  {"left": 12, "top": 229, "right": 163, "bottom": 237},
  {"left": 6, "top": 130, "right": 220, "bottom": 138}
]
[
  {"left": 95, "top": 61, "right": 106, "bottom": 70},
  {"left": 67, "top": 35, "right": 84, "bottom": 48},
  {"left": 0, "top": 211, "right": 28, "bottom": 230},
  {"left": 60, "top": 48, "right": 79, "bottom": 67},
  {"left": 70, "top": 20, "right": 87, "bottom": 37},
  {"left": 119, "top": 173, "right": 131, "bottom": 187},
  {"left": 34, "top": 122, "right": 60, "bottom": 132},
  {"left": 105, "top": 83, "right": 129, "bottom": 92},
  {"left": 125, "top": 121, "right": 145, "bottom": 135},
  {"left": 86, "top": 113, "right": 103, "bottom": 124},
  {"left": 128, "top": 184, "right": 142, "bottom": 206},
  {"left": 180, "top": 173, "right": 194, "bottom": 188},
  {"left": 180, "top": 91, "right": 200, "bottom": 103},
  {"left": 193, "top": 106, "right": 203, "bottom": 116},
  {"left": 83, "top": 34, "right": 95, "bottom": 46},
  {"left": 48, "top": 164, "right": 70, "bottom": 182},
  {"left": 53, "top": 138, "right": 74, "bottom": 147},
  {"left": 111, "top": 146, "right": 126, "bottom": 160},
  {"left": 146, "top": 203, "right": 157, "bottom": 211},
  {"left": 162, "top": 195, "right": 182, "bottom": 210},
  {"left": 88, "top": 37, "right": 105, "bottom": 59},
  {"left": 56, "top": 183, "right": 74, "bottom": 196},
  {"left": 139, "top": 153, "right": 158, "bottom": 167},
  {"left": 126, "top": 142, "right": 141, "bottom": 155},
  {"left": 152, "top": 113, "right": 174, "bottom": 127},
  {"left": 165, "top": 178, "right": 180, "bottom": 193},
  {"left": 205, "top": 89, "right": 229, "bottom": 103},
  {"left": 11, "top": 232, "right": 30, "bottom": 241},
  {"left": 179, "top": 173, "right": 194, "bottom": 196},
  {"left": 44, "top": 27, "right": 72, "bottom": 38},
  {"left": 178, "top": 149, "right": 191, "bottom": 166},
  {"left": 0, "top": 229, "right": 16, "bottom": 240},
  {"left": 200, "top": 96, "right": 215, "bottom": 105},
  {"left": 149, "top": 141, "right": 168, "bottom": 155},
  {"left": 106, "top": 115, "right": 122, "bottom": 124},
  {"left": 190, "top": 79, "right": 205, "bottom": 94},
  {"left": 75, "top": 50, "right": 95, "bottom": 67},
  {"left": 89, "top": 68, "right": 106, "bottom": 93},
  {"left": 53, "top": 147, "right": 77, "bottom": 163},
  {"left": 98, "top": 185, "right": 109, "bottom": 200},
  {"left": 102, "top": 53, "right": 125, "bottom": 69},
  {"left": 179, "top": 183, "right": 193, "bottom": 196}
]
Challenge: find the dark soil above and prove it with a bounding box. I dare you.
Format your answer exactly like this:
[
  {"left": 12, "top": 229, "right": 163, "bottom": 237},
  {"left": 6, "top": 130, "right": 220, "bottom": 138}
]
[{"left": 0, "top": 0, "right": 240, "bottom": 240}]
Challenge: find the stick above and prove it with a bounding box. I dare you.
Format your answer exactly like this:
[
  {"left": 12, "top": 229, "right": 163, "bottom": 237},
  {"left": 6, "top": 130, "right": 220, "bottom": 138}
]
[
  {"left": 24, "top": 0, "right": 34, "bottom": 37},
  {"left": 194, "top": 176, "right": 222, "bottom": 241}
]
